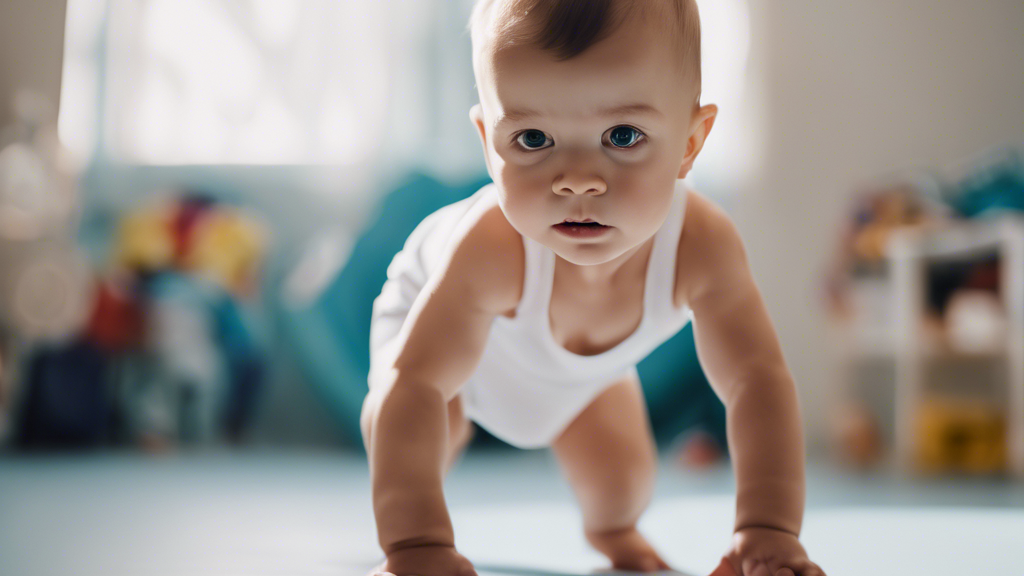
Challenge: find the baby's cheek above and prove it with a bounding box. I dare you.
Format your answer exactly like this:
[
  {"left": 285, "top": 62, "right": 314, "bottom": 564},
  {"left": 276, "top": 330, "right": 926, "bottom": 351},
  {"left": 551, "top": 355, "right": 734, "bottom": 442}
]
[
  {"left": 498, "top": 170, "right": 542, "bottom": 202},
  {"left": 496, "top": 193, "right": 539, "bottom": 235}
]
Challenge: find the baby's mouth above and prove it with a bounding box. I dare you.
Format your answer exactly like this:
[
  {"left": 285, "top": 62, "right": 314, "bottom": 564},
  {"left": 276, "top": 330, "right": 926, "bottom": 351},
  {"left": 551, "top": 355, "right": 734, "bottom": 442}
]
[{"left": 555, "top": 218, "right": 607, "bottom": 228}]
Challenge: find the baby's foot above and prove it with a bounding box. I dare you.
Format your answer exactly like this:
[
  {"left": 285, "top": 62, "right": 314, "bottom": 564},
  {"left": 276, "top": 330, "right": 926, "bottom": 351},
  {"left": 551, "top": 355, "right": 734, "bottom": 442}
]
[{"left": 585, "top": 526, "right": 672, "bottom": 573}]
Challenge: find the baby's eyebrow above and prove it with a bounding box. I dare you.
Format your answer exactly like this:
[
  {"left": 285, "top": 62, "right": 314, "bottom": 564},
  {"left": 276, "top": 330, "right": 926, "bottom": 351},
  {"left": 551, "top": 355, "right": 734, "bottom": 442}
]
[{"left": 494, "top": 102, "right": 663, "bottom": 127}]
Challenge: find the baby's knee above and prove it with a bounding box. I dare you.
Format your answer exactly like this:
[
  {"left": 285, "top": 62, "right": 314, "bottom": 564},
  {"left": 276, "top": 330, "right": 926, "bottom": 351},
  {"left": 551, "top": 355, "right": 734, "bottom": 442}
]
[{"left": 574, "top": 449, "right": 658, "bottom": 518}]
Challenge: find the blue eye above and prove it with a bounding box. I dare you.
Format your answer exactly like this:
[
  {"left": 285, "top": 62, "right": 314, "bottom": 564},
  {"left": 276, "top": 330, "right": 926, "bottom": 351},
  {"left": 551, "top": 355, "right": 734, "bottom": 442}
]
[
  {"left": 516, "top": 130, "right": 550, "bottom": 150},
  {"left": 608, "top": 126, "right": 643, "bottom": 148},
  {"left": 512, "top": 126, "right": 645, "bottom": 151}
]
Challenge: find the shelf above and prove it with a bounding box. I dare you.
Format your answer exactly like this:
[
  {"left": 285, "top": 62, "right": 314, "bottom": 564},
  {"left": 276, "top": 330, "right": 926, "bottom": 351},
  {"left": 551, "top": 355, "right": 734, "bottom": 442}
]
[
  {"left": 888, "top": 215, "right": 1024, "bottom": 260},
  {"left": 827, "top": 321, "right": 896, "bottom": 358},
  {"left": 829, "top": 320, "right": 1006, "bottom": 361},
  {"left": 886, "top": 214, "right": 1024, "bottom": 479}
]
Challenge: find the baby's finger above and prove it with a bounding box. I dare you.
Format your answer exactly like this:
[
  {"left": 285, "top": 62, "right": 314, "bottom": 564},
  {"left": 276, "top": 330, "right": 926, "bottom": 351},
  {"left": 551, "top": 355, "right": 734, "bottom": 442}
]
[
  {"left": 774, "top": 568, "right": 795, "bottom": 576},
  {"left": 708, "top": 557, "right": 737, "bottom": 576},
  {"left": 799, "top": 563, "right": 826, "bottom": 576},
  {"left": 747, "top": 563, "right": 771, "bottom": 576}
]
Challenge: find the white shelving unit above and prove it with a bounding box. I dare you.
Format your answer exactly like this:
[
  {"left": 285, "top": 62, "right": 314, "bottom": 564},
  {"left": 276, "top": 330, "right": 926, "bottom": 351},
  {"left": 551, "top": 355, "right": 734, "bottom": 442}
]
[{"left": 888, "top": 215, "right": 1024, "bottom": 479}]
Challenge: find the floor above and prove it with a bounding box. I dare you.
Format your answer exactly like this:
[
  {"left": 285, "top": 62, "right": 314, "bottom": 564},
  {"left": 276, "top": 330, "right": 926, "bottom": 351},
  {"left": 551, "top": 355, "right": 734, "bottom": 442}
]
[{"left": 1, "top": 446, "right": 1022, "bottom": 576}]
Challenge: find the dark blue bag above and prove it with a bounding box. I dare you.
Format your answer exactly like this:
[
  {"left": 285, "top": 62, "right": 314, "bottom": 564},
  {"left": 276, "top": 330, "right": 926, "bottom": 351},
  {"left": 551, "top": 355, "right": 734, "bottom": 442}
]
[{"left": 14, "top": 340, "right": 112, "bottom": 449}]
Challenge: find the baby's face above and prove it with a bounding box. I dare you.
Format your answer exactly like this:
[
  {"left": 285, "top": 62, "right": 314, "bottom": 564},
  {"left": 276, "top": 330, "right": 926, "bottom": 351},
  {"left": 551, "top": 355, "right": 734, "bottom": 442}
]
[{"left": 471, "top": 13, "right": 712, "bottom": 266}]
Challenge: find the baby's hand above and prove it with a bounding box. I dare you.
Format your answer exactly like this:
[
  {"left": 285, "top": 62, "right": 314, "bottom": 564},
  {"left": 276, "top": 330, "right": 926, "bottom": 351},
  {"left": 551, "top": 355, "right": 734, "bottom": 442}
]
[
  {"left": 368, "top": 544, "right": 478, "bottom": 576},
  {"left": 708, "top": 527, "right": 826, "bottom": 576}
]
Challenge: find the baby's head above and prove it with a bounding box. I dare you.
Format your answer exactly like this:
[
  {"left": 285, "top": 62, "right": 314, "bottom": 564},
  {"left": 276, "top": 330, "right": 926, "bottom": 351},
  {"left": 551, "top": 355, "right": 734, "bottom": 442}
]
[
  {"left": 466, "top": 0, "right": 718, "bottom": 267},
  {"left": 469, "top": 0, "right": 702, "bottom": 108}
]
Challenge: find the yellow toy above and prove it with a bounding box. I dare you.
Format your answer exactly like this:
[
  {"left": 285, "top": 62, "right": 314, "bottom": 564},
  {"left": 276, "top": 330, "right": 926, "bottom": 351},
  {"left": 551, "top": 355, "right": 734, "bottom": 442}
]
[
  {"left": 915, "top": 397, "right": 1006, "bottom": 475},
  {"left": 112, "top": 198, "right": 266, "bottom": 297},
  {"left": 114, "top": 204, "right": 175, "bottom": 273},
  {"left": 183, "top": 209, "right": 266, "bottom": 297},
  {"left": 851, "top": 184, "right": 931, "bottom": 264}
]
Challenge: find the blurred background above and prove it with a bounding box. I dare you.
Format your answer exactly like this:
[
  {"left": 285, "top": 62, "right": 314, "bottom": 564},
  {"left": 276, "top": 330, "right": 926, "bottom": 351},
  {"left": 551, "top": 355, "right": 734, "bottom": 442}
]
[{"left": 0, "top": 1, "right": 1022, "bottom": 575}]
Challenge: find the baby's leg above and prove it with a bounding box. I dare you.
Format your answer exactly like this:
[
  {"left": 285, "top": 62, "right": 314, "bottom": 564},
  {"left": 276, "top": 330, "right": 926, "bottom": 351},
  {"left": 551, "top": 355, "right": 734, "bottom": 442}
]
[{"left": 549, "top": 371, "right": 672, "bottom": 573}]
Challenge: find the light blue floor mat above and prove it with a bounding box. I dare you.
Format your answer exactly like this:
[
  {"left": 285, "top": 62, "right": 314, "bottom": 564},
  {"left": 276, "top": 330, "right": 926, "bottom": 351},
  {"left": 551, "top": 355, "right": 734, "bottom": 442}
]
[{"left": 1, "top": 448, "right": 1022, "bottom": 575}]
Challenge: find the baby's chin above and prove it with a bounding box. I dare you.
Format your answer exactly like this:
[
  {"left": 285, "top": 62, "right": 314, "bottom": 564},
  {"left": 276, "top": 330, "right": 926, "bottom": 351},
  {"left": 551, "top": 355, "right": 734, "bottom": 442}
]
[{"left": 543, "top": 236, "right": 629, "bottom": 267}]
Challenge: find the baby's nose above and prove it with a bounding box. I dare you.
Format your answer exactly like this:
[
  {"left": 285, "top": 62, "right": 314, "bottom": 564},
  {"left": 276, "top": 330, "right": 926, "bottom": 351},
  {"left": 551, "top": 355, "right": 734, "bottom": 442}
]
[{"left": 552, "top": 174, "right": 607, "bottom": 196}]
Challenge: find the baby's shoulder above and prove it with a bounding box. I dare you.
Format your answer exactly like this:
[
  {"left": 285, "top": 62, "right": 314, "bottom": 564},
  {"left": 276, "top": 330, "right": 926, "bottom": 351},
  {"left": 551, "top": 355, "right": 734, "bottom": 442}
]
[
  {"left": 438, "top": 193, "right": 524, "bottom": 318},
  {"left": 674, "top": 189, "right": 748, "bottom": 305},
  {"left": 678, "top": 188, "right": 737, "bottom": 245}
]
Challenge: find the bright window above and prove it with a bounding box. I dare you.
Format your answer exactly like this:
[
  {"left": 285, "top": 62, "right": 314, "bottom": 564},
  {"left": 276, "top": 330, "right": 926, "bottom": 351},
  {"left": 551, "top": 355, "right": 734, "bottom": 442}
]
[
  {"left": 59, "top": 0, "right": 751, "bottom": 181},
  {"left": 692, "top": 0, "right": 756, "bottom": 187},
  {"left": 64, "top": 0, "right": 394, "bottom": 166}
]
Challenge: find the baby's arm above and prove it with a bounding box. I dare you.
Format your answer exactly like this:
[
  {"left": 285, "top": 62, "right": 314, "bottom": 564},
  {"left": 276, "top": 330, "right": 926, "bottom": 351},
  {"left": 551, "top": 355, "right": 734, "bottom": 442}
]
[
  {"left": 362, "top": 200, "right": 522, "bottom": 565},
  {"left": 678, "top": 193, "right": 805, "bottom": 538}
]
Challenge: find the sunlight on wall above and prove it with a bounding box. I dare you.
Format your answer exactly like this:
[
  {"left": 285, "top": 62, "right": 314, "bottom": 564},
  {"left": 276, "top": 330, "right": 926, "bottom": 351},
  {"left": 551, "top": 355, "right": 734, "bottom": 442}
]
[
  {"left": 58, "top": 0, "right": 106, "bottom": 167},
  {"left": 100, "top": 0, "right": 389, "bottom": 165},
  {"left": 59, "top": 0, "right": 753, "bottom": 180},
  {"left": 251, "top": 0, "right": 301, "bottom": 47},
  {"left": 692, "top": 0, "right": 758, "bottom": 190}
]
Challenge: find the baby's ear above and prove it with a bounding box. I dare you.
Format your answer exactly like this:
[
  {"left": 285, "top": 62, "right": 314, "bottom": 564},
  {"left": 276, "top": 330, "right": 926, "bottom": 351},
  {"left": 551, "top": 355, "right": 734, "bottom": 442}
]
[
  {"left": 469, "top": 103, "right": 494, "bottom": 179},
  {"left": 469, "top": 103, "right": 487, "bottom": 144},
  {"left": 677, "top": 103, "right": 718, "bottom": 179}
]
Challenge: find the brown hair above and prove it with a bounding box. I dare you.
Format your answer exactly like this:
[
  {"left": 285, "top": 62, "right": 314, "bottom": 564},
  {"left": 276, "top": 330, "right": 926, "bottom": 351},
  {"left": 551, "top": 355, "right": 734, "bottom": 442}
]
[{"left": 468, "top": 0, "right": 702, "bottom": 103}]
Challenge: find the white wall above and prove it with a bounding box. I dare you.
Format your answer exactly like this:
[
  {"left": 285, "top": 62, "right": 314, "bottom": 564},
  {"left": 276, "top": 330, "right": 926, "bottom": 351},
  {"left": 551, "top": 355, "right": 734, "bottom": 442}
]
[
  {"left": 0, "top": 0, "right": 66, "bottom": 128},
  {"left": 732, "top": 0, "right": 1024, "bottom": 455}
]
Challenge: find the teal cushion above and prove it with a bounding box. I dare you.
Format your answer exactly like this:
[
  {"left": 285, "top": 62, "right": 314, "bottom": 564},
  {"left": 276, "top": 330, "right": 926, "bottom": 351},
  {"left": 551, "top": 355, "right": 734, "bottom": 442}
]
[
  {"left": 280, "top": 172, "right": 489, "bottom": 446},
  {"left": 639, "top": 326, "right": 727, "bottom": 453}
]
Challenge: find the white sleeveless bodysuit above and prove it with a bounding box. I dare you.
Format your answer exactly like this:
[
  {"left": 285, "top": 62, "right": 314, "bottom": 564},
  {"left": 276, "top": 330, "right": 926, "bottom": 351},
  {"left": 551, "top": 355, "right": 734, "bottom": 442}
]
[{"left": 369, "top": 179, "right": 694, "bottom": 449}]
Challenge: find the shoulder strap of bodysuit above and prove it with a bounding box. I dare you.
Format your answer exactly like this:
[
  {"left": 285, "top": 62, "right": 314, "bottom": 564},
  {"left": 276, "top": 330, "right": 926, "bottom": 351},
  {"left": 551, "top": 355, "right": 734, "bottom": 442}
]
[{"left": 647, "top": 182, "right": 691, "bottom": 321}]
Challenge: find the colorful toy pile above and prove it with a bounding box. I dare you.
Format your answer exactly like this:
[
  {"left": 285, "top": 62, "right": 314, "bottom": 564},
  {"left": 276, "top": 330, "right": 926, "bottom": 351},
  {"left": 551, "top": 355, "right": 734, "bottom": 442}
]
[{"left": 12, "top": 192, "right": 268, "bottom": 452}]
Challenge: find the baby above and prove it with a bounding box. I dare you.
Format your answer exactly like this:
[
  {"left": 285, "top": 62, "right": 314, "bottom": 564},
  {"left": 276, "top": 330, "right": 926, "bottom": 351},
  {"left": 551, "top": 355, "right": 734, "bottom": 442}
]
[{"left": 362, "top": 1, "right": 826, "bottom": 575}]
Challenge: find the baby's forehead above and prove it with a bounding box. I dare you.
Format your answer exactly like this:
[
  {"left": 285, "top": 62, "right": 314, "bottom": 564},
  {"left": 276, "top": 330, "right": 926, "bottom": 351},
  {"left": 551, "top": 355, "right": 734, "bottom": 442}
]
[{"left": 471, "top": 0, "right": 697, "bottom": 102}]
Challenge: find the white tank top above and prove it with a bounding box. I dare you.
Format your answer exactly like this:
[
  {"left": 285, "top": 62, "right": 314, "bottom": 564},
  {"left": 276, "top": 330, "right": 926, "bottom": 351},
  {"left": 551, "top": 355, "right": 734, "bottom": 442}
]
[{"left": 369, "top": 179, "right": 694, "bottom": 448}]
